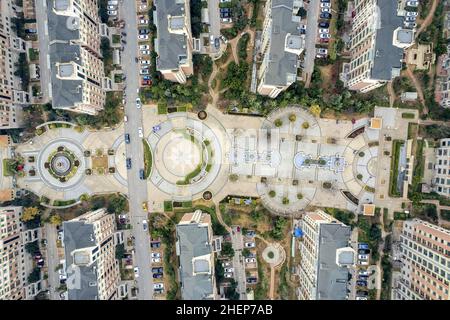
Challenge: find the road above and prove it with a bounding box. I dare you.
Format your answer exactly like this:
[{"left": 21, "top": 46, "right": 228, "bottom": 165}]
[
  {"left": 303, "top": 0, "right": 319, "bottom": 87},
  {"left": 35, "top": 0, "right": 51, "bottom": 102},
  {"left": 44, "top": 223, "right": 61, "bottom": 300},
  {"left": 119, "top": 2, "right": 153, "bottom": 300},
  {"left": 230, "top": 226, "right": 247, "bottom": 300}
]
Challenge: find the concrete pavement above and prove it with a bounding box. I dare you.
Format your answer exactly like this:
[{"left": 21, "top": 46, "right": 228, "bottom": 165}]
[
  {"left": 230, "top": 226, "right": 247, "bottom": 300},
  {"left": 119, "top": 1, "right": 154, "bottom": 300},
  {"left": 44, "top": 223, "right": 61, "bottom": 300},
  {"left": 35, "top": 0, "right": 51, "bottom": 102},
  {"left": 303, "top": 0, "right": 319, "bottom": 87}
]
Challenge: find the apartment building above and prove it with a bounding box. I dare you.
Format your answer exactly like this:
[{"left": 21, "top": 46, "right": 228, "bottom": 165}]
[
  {"left": 297, "top": 210, "right": 354, "bottom": 300},
  {"left": 432, "top": 138, "right": 450, "bottom": 197},
  {"left": 341, "top": 0, "right": 413, "bottom": 93},
  {"left": 175, "top": 210, "right": 217, "bottom": 300},
  {"left": 63, "top": 208, "right": 120, "bottom": 300},
  {"left": 0, "top": 206, "right": 27, "bottom": 300},
  {"left": 394, "top": 219, "right": 450, "bottom": 300},
  {"left": 154, "top": 0, "right": 194, "bottom": 84},
  {"left": 46, "top": 0, "right": 106, "bottom": 115},
  {"left": 435, "top": 44, "right": 450, "bottom": 109},
  {"left": 257, "top": 0, "right": 304, "bottom": 98},
  {"left": 0, "top": 0, "right": 27, "bottom": 129}
]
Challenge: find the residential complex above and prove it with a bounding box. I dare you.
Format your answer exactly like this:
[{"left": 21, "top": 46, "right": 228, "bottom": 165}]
[
  {"left": 63, "top": 208, "right": 121, "bottom": 300},
  {"left": 45, "top": 0, "right": 107, "bottom": 115},
  {"left": 432, "top": 138, "right": 450, "bottom": 197},
  {"left": 175, "top": 210, "right": 217, "bottom": 300},
  {"left": 0, "top": 0, "right": 26, "bottom": 129},
  {"left": 341, "top": 0, "right": 413, "bottom": 92},
  {"left": 257, "top": 0, "right": 304, "bottom": 98},
  {"left": 0, "top": 206, "right": 26, "bottom": 300},
  {"left": 154, "top": 0, "right": 193, "bottom": 84},
  {"left": 435, "top": 44, "right": 450, "bottom": 108},
  {"left": 297, "top": 210, "right": 354, "bottom": 300},
  {"left": 394, "top": 219, "right": 450, "bottom": 300}
]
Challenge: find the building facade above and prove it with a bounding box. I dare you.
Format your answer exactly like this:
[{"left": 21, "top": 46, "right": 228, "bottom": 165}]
[
  {"left": 0, "top": 0, "right": 27, "bottom": 129},
  {"left": 435, "top": 44, "right": 450, "bottom": 109},
  {"left": 297, "top": 210, "right": 354, "bottom": 300},
  {"left": 433, "top": 138, "right": 450, "bottom": 197},
  {"left": 341, "top": 0, "right": 413, "bottom": 93},
  {"left": 175, "top": 210, "right": 217, "bottom": 300},
  {"left": 63, "top": 208, "right": 120, "bottom": 300},
  {"left": 257, "top": 0, "right": 304, "bottom": 98},
  {"left": 154, "top": 0, "right": 193, "bottom": 84},
  {"left": 394, "top": 219, "right": 450, "bottom": 300},
  {"left": 0, "top": 206, "right": 26, "bottom": 300},
  {"left": 46, "top": 0, "right": 106, "bottom": 115}
]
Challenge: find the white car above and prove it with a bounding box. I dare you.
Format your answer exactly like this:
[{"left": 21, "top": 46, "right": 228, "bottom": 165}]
[
  {"left": 134, "top": 267, "right": 139, "bottom": 278},
  {"left": 359, "top": 270, "right": 369, "bottom": 276},
  {"left": 107, "top": 10, "right": 117, "bottom": 15},
  {"left": 224, "top": 273, "right": 233, "bottom": 278},
  {"left": 123, "top": 115, "right": 128, "bottom": 122},
  {"left": 139, "top": 45, "right": 150, "bottom": 50},
  {"left": 140, "top": 69, "right": 149, "bottom": 75},
  {"left": 139, "top": 4, "right": 147, "bottom": 10},
  {"left": 245, "top": 242, "right": 255, "bottom": 248},
  {"left": 356, "top": 296, "right": 368, "bottom": 300},
  {"left": 139, "top": 19, "right": 149, "bottom": 24},
  {"left": 140, "top": 60, "right": 150, "bottom": 65},
  {"left": 358, "top": 254, "right": 369, "bottom": 260},
  {"left": 221, "top": 18, "right": 232, "bottom": 23},
  {"left": 138, "top": 127, "right": 143, "bottom": 137},
  {"left": 152, "top": 257, "right": 161, "bottom": 263},
  {"left": 151, "top": 252, "right": 161, "bottom": 258},
  {"left": 224, "top": 267, "right": 234, "bottom": 273},
  {"left": 405, "top": 16, "right": 416, "bottom": 22},
  {"left": 220, "top": 0, "right": 231, "bottom": 2},
  {"left": 136, "top": 98, "right": 141, "bottom": 109},
  {"left": 404, "top": 22, "right": 417, "bottom": 28},
  {"left": 222, "top": 261, "right": 232, "bottom": 267},
  {"left": 320, "top": 2, "right": 331, "bottom": 7},
  {"left": 142, "top": 219, "right": 148, "bottom": 230},
  {"left": 406, "top": 0, "right": 418, "bottom": 7},
  {"left": 107, "top": 5, "right": 116, "bottom": 10},
  {"left": 360, "top": 260, "right": 369, "bottom": 266},
  {"left": 319, "top": 33, "right": 331, "bottom": 39},
  {"left": 319, "top": 28, "right": 329, "bottom": 34},
  {"left": 138, "top": 34, "right": 149, "bottom": 40},
  {"left": 406, "top": 11, "right": 418, "bottom": 17},
  {"left": 108, "top": 0, "right": 118, "bottom": 4},
  {"left": 321, "top": 7, "right": 330, "bottom": 13},
  {"left": 245, "top": 258, "right": 256, "bottom": 263},
  {"left": 140, "top": 50, "right": 150, "bottom": 55},
  {"left": 153, "top": 283, "right": 164, "bottom": 289},
  {"left": 317, "top": 48, "right": 328, "bottom": 55}
]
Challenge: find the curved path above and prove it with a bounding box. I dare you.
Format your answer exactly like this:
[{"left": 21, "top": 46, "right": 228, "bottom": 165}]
[
  {"left": 416, "top": 0, "right": 439, "bottom": 37},
  {"left": 405, "top": 66, "right": 427, "bottom": 114}
]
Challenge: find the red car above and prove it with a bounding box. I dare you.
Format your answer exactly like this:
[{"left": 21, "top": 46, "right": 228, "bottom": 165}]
[
  {"left": 320, "top": 38, "right": 330, "bottom": 43},
  {"left": 141, "top": 80, "right": 152, "bottom": 86}
]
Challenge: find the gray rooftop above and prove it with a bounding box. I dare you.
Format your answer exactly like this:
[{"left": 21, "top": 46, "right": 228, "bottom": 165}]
[
  {"left": 63, "top": 220, "right": 99, "bottom": 300},
  {"left": 176, "top": 222, "right": 215, "bottom": 300},
  {"left": 154, "top": 0, "right": 189, "bottom": 71},
  {"left": 316, "top": 223, "right": 351, "bottom": 300},
  {"left": 262, "top": 0, "right": 303, "bottom": 87},
  {"left": 371, "top": 0, "right": 404, "bottom": 80}
]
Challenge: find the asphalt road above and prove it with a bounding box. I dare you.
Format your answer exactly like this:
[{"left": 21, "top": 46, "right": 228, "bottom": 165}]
[
  {"left": 44, "top": 223, "right": 61, "bottom": 300},
  {"left": 35, "top": 0, "right": 51, "bottom": 101},
  {"left": 230, "top": 226, "right": 247, "bottom": 300},
  {"left": 119, "top": 2, "right": 153, "bottom": 300},
  {"left": 303, "top": 0, "right": 320, "bottom": 87}
]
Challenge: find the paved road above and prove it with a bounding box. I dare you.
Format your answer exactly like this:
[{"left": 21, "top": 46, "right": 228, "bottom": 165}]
[
  {"left": 35, "top": 0, "right": 51, "bottom": 102},
  {"left": 303, "top": 0, "right": 319, "bottom": 87},
  {"left": 44, "top": 223, "right": 61, "bottom": 300},
  {"left": 230, "top": 226, "right": 247, "bottom": 300},
  {"left": 119, "top": 2, "right": 153, "bottom": 300}
]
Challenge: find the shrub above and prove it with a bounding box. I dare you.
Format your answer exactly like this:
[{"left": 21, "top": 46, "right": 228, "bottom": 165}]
[
  {"left": 282, "top": 197, "right": 289, "bottom": 205},
  {"left": 288, "top": 114, "right": 296, "bottom": 122},
  {"left": 302, "top": 121, "right": 310, "bottom": 129},
  {"left": 297, "top": 193, "right": 303, "bottom": 200},
  {"left": 269, "top": 190, "right": 276, "bottom": 198},
  {"left": 274, "top": 119, "right": 283, "bottom": 127}
]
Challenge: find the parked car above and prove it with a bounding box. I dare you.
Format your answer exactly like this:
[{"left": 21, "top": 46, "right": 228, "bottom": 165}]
[
  {"left": 246, "top": 230, "right": 256, "bottom": 237},
  {"left": 224, "top": 268, "right": 234, "bottom": 273},
  {"left": 139, "top": 19, "right": 149, "bottom": 24},
  {"left": 108, "top": 0, "right": 118, "bottom": 5},
  {"left": 359, "top": 270, "right": 369, "bottom": 276},
  {"left": 317, "top": 48, "right": 328, "bottom": 55},
  {"left": 404, "top": 22, "right": 417, "bottom": 29},
  {"left": 141, "top": 50, "right": 150, "bottom": 55},
  {"left": 142, "top": 219, "right": 148, "bottom": 231},
  {"left": 320, "top": 2, "right": 331, "bottom": 8},
  {"left": 321, "top": 7, "right": 331, "bottom": 13},
  {"left": 406, "top": 0, "right": 418, "bottom": 6},
  {"left": 153, "top": 283, "right": 164, "bottom": 290},
  {"left": 320, "top": 0, "right": 330, "bottom": 2},
  {"left": 222, "top": 261, "right": 232, "bottom": 267},
  {"left": 356, "top": 296, "right": 368, "bottom": 300},
  {"left": 356, "top": 290, "right": 368, "bottom": 297},
  {"left": 245, "top": 242, "right": 255, "bottom": 248},
  {"left": 245, "top": 258, "right": 256, "bottom": 263},
  {"left": 356, "top": 280, "right": 368, "bottom": 287},
  {"left": 152, "top": 257, "right": 161, "bottom": 263},
  {"left": 138, "top": 29, "right": 149, "bottom": 35},
  {"left": 319, "top": 33, "right": 331, "bottom": 39},
  {"left": 136, "top": 97, "right": 141, "bottom": 107},
  {"left": 126, "top": 158, "right": 132, "bottom": 169},
  {"left": 107, "top": 10, "right": 117, "bottom": 16},
  {"left": 319, "top": 28, "right": 330, "bottom": 34},
  {"left": 107, "top": 5, "right": 116, "bottom": 10},
  {"left": 134, "top": 267, "right": 139, "bottom": 278},
  {"left": 150, "top": 242, "right": 161, "bottom": 249},
  {"left": 142, "top": 75, "right": 152, "bottom": 80},
  {"left": 358, "top": 243, "right": 369, "bottom": 250},
  {"left": 405, "top": 16, "right": 416, "bottom": 22},
  {"left": 358, "top": 249, "right": 370, "bottom": 254},
  {"left": 246, "top": 277, "right": 257, "bottom": 284},
  {"left": 140, "top": 60, "right": 150, "bottom": 65},
  {"left": 320, "top": 12, "right": 332, "bottom": 19},
  {"left": 405, "top": 11, "right": 418, "bottom": 17},
  {"left": 221, "top": 18, "right": 232, "bottom": 23},
  {"left": 224, "top": 273, "right": 233, "bottom": 278},
  {"left": 140, "top": 69, "right": 149, "bottom": 75},
  {"left": 153, "top": 273, "right": 163, "bottom": 279},
  {"left": 123, "top": 115, "right": 128, "bottom": 122},
  {"left": 152, "top": 267, "right": 163, "bottom": 273},
  {"left": 138, "top": 35, "right": 149, "bottom": 40},
  {"left": 318, "top": 22, "right": 330, "bottom": 28},
  {"left": 142, "top": 80, "right": 152, "bottom": 86},
  {"left": 138, "top": 127, "right": 143, "bottom": 138},
  {"left": 139, "top": 45, "right": 150, "bottom": 50},
  {"left": 124, "top": 133, "right": 130, "bottom": 144},
  {"left": 358, "top": 254, "right": 369, "bottom": 260},
  {"left": 151, "top": 252, "right": 161, "bottom": 258}
]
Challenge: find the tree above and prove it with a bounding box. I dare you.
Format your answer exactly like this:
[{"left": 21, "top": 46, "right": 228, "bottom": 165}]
[
  {"left": 309, "top": 104, "right": 321, "bottom": 117},
  {"left": 288, "top": 114, "right": 296, "bottom": 122},
  {"left": 221, "top": 242, "right": 235, "bottom": 257},
  {"left": 49, "top": 214, "right": 62, "bottom": 225},
  {"left": 107, "top": 195, "right": 127, "bottom": 214},
  {"left": 297, "top": 7, "right": 307, "bottom": 18},
  {"left": 242, "top": 248, "right": 251, "bottom": 257},
  {"left": 302, "top": 122, "right": 310, "bottom": 129},
  {"left": 27, "top": 267, "right": 41, "bottom": 284},
  {"left": 22, "top": 207, "right": 40, "bottom": 222},
  {"left": 25, "top": 240, "right": 39, "bottom": 255}
]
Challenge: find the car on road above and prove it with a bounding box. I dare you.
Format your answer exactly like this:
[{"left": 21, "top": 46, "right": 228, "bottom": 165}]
[
  {"left": 124, "top": 133, "right": 130, "bottom": 144},
  {"left": 405, "top": 16, "right": 416, "bottom": 22},
  {"left": 359, "top": 270, "right": 369, "bottom": 276},
  {"left": 107, "top": 10, "right": 117, "bottom": 15},
  {"left": 151, "top": 252, "right": 161, "bottom": 258},
  {"left": 139, "top": 169, "right": 145, "bottom": 180},
  {"left": 320, "top": 2, "right": 331, "bottom": 7},
  {"left": 317, "top": 48, "right": 328, "bottom": 55},
  {"left": 123, "top": 115, "right": 128, "bottom": 122},
  {"left": 152, "top": 257, "right": 161, "bottom": 263},
  {"left": 245, "top": 242, "right": 255, "bottom": 248},
  {"left": 406, "top": 0, "right": 418, "bottom": 6},
  {"left": 358, "top": 243, "right": 369, "bottom": 250},
  {"left": 319, "top": 28, "right": 330, "bottom": 34},
  {"left": 224, "top": 268, "right": 234, "bottom": 273},
  {"left": 406, "top": 11, "right": 418, "bottom": 17},
  {"left": 318, "top": 22, "right": 330, "bottom": 28},
  {"left": 152, "top": 267, "right": 163, "bottom": 273},
  {"left": 138, "top": 34, "right": 149, "bottom": 40},
  {"left": 320, "top": 12, "right": 332, "bottom": 19},
  {"left": 139, "top": 45, "right": 150, "bottom": 50},
  {"left": 142, "top": 219, "right": 148, "bottom": 231},
  {"left": 224, "top": 273, "right": 233, "bottom": 278},
  {"left": 126, "top": 158, "right": 132, "bottom": 169},
  {"left": 319, "top": 33, "right": 331, "bottom": 39},
  {"left": 245, "top": 258, "right": 256, "bottom": 263},
  {"left": 138, "top": 127, "right": 143, "bottom": 138},
  {"left": 153, "top": 283, "right": 164, "bottom": 290},
  {"left": 134, "top": 267, "right": 139, "bottom": 278},
  {"left": 153, "top": 273, "right": 163, "bottom": 279}
]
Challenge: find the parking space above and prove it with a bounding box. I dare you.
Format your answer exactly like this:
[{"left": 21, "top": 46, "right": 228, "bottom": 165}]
[
  {"left": 134, "top": 0, "right": 153, "bottom": 87},
  {"left": 150, "top": 238, "right": 165, "bottom": 298},
  {"left": 242, "top": 230, "right": 258, "bottom": 284},
  {"left": 354, "top": 242, "right": 371, "bottom": 300}
]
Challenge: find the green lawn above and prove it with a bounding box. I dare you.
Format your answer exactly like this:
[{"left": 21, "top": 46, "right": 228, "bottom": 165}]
[
  {"left": 142, "top": 139, "right": 152, "bottom": 179},
  {"left": 389, "top": 140, "right": 404, "bottom": 197},
  {"left": 28, "top": 48, "right": 39, "bottom": 61}
]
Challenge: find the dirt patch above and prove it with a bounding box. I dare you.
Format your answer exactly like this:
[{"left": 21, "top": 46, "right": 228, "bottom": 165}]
[{"left": 91, "top": 155, "right": 108, "bottom": 169}]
